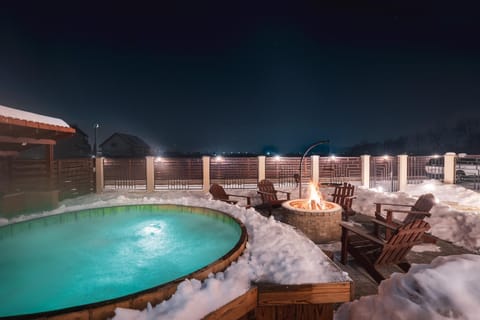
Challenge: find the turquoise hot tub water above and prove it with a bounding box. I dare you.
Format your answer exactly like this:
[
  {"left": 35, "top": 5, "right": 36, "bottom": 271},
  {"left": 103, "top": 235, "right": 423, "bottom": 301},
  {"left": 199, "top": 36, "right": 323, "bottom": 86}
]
[{"left": 0, "top": 205, "right": 243, "bottom": 317}]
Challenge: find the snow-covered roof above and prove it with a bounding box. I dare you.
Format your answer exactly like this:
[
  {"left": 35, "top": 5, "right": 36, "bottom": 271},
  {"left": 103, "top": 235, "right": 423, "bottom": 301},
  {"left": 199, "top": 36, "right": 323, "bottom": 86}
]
[
  {"left": 0, "top": 104, "right": 75, "bottom": 156},
  {"left": 0, "top": 104, "right": 70, "bottom": 128}
]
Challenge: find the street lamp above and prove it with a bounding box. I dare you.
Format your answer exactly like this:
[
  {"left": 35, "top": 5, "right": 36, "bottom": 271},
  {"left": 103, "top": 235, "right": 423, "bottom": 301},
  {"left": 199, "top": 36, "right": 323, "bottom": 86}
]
[
  {"left": 93, "top": 123, "right": 100, "bottom": 157},
  {"left": 298, "top": 140, "right": 330, "bottom": 199}
]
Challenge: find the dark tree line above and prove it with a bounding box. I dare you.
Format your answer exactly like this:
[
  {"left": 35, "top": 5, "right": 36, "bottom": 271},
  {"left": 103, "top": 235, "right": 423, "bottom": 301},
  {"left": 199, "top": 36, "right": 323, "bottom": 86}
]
[{"left": 345, "top": 118, "right": 480, "bottom": 156}]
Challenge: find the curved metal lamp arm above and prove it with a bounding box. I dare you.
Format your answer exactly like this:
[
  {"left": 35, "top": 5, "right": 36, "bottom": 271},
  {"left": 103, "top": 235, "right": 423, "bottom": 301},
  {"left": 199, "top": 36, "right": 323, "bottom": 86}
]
[{"left": 298, "top": 140, "right": 330, "bottom": 198}]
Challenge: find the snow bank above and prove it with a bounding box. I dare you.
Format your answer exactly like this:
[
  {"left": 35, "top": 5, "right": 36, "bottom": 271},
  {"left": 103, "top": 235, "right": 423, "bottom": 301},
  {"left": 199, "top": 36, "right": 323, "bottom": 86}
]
[{"left": 335, "top": 254, "right": 480, "bottom": 320}]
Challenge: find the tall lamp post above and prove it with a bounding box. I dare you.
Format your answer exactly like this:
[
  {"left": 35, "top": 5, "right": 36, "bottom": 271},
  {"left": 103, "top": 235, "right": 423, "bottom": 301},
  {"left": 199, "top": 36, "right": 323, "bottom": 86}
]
[
  {"left": 93, "top": 123, "right": 100, "bottom": 157},
  {"left": 298, "top": 140, "right": 330, "bottom": 199}
]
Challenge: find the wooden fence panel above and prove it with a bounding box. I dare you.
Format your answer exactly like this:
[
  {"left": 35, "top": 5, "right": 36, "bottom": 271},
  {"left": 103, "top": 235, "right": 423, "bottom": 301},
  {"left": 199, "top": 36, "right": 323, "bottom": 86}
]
[
  {"left": 318, "top": 157, "right": 361, "bottom": 185},
  {"left": 370, "top": 156, "right": 399, "bottom": 192},
  {"left": 210, "top": 157, "right": 258, "bottom": 189},
  {"left": 1, "top": 158, "right": 94, "bottom": 202},
  {"left": 0, "top": 158, "right": 11, "bottom": 194},
  {"left": 265, "top": 157, "right": 308, "bottom": 188},
  {"left": 10, "top": 159, "right": 50, "bottom": 191},
  {"left": 57, "top": 158, "right": 95, "bottom": 200},
  {"left": 154, "top": 157, "right": 203, "bottom": 190},
  {"left": 104, "top": 158, "right": 147, "bottom": 190}
]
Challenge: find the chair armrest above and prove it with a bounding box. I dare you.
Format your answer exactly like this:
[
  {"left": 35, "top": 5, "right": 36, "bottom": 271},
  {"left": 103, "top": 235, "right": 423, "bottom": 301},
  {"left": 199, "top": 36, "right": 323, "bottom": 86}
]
[
  {"left": 376, "top": 209, "right": 431, "bottom": 228},
  {"left": 374, "top": 202, "right": 413, "bottom": 208},
  {"left": 257, "top": 190, "right": 275, "bottom": 196},
  {"left": 382, "top": 209, "right": 431, "bottom": 217},
  {"left": 340, "top": 222, "right": 385, "bottom": 245},
  {"left": 276, "top": 190, "right": 291, "bottom": 200},
  {"left": 331, "top": 194, "right": 356, "bottom": 199},
  {"left": 371, "top": 219, "right": 400, "bottom": 231},
  {"left": 227, "top": 194, "right": 251, "bottom": 205}
]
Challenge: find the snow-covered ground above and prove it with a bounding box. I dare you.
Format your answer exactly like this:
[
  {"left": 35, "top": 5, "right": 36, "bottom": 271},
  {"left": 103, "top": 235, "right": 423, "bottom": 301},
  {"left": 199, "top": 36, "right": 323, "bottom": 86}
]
[
  {"left": 353, "top": 180, "right": 480, "bottom": 253},
  {"left": 335, "top": 254, "right": 480, "bottom": 320},
  {"left": 1, "top": 180, "right": 479, "bottom": 319}
]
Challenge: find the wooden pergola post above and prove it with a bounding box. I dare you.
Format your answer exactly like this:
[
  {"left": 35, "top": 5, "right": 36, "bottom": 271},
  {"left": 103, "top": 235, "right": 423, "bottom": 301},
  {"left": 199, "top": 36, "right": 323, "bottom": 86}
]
[{"left": 46, "top": 144, "right": 54, "bottom": 190}]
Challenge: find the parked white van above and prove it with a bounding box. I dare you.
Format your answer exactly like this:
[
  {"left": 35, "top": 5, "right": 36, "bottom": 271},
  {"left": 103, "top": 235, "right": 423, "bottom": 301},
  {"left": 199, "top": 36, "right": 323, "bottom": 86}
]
[
  {"left": 424, "top": 156, "right": 480, "bottom": 181},
  {"left": 456, "top": 157, "right": 480, "bottom": 181}
]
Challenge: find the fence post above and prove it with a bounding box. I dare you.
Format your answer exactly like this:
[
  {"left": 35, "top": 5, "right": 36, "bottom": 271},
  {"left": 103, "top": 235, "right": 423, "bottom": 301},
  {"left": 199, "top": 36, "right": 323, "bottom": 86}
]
[
  {"left": 444, "top": 152, "right": 456, "bottom": 184},
  {"left": 311, "top": 155, "right": 319, "bottom": 185},
  {"left": 95, "top": 157, "right": 104, "bottom": 193},
  {"left": 258, "top": 156, "right": 266, "bottom": 181},
  {"left": 146, "top": 156, "right": 154, "bottom": 192},
  {"left": 398, "top": 154, "right": 408, "bottom": 192},
  {"left": 360, "top": 155, "right": 370, "bottom": 188},
  {"left": 202, "top": 156, "right": 210, "bottom": 192}
]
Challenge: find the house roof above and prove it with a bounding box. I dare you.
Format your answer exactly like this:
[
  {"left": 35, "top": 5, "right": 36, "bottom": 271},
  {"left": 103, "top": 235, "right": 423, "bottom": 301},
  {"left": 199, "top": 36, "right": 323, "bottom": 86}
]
[
  {"left": 100, "top": 132, "right": 150, "bottom": 149},
  {"left": 0, "top": 105, "right": 75, "bottom": 156}
]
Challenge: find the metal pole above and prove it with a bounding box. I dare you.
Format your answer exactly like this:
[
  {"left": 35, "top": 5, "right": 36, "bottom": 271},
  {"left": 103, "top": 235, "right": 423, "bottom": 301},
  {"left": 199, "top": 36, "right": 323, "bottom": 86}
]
[
  {"left": 298, "top": 140, "right": 329, "bottom": 199},
  {"left": 93, "top": 123, "right": 99, "bottom": 156}
]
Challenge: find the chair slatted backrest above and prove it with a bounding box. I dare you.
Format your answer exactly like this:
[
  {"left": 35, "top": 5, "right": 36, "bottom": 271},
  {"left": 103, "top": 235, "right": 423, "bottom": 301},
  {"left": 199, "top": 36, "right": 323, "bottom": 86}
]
[
  {"left": 258, "top": 179, "right": 278, "bottom": 202},
  {"left": 376, "top": 220, "right": 430, "bottom": 265},
  {"left": 403, "top": 193, "right": 435, "bottom": 224},
  {"left": 331, "top": 182, "right": 355, "bottom": 211},
  {"left": 209, "top": 183, "right": 229, "bottom": 201}
]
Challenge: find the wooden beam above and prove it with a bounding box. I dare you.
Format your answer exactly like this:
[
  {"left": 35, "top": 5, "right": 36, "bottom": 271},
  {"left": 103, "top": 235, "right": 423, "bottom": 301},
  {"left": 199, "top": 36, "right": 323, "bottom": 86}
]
[
  {"left": 0, "top": 135, "right": 57, "bottom": 145},
  {"left": 257, "top": 282, "right": 352, "bottom": 305},
  {"left": 46, "top": 144, "right": 54, "bottom": 189},
  {"left": 0, "top": 150, "right": 19, "bottom": 157},
  {"left": 0, "top": 115, "right": 76, "bottom": 134},
  {"left": 203, "top": 287, "right": 258, "bottom": 320}
]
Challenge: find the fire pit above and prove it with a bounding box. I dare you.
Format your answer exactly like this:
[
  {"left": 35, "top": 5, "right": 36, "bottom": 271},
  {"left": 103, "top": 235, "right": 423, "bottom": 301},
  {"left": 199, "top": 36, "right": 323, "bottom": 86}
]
[{"left": 282, "top": 184, "right": 342, "bottom": 243}]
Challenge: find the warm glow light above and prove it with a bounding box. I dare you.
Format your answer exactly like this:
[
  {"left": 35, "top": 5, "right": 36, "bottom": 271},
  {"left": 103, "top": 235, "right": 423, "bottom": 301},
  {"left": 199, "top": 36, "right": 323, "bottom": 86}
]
[
  {"left": 274, "top": 155, "right": 281, "bottom": 161},
  {"left": 433, "top": 154, "right": 440, "bottom": 158},
  {"left": 383, "top": 155, "right": 389, "bottom": 160},
  {"left": 215, "top": 155, "right": 224, "bottom": 162},
  {"left": 329, "top": 155, "right": 336, "bottom": 161},
  {"left": 307, "top": 182, "right": 325, "bottom": 210},
  {"left": 155, "top": 157, "right": 163, "bottom": 162},
  {"left": 376, "top": 186, "right": 384, "bottom": 192}
]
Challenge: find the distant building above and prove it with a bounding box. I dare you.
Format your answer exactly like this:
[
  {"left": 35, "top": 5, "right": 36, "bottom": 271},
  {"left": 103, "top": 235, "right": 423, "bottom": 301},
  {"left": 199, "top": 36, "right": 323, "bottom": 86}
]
[
  {"left": 100, "top": 133, "right": 152, "bottom": 158},
  {"left": 19, "top": 125, "right": 92, "bottom": 159}
]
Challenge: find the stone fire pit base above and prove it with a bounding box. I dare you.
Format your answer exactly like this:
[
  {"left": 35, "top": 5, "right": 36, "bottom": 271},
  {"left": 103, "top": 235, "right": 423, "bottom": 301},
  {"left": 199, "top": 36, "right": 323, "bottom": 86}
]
[{"left": 282, "top": 200, "right": 342, "bottom": 243}]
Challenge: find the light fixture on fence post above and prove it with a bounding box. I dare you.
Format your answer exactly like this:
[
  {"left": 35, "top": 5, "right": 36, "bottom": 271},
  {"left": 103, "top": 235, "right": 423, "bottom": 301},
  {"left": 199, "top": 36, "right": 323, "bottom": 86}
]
[
  {"left": 93, "top": 123, "right": 100, "bottom": 157},
  {"left": 298, "top": 140, "right": 330, "bottom": 199}
]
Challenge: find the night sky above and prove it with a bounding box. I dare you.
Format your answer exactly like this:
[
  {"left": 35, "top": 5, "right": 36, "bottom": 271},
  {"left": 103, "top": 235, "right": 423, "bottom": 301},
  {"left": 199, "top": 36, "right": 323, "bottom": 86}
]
[{"left": 1, "top": 1, "right": 479, "bottom": 154}]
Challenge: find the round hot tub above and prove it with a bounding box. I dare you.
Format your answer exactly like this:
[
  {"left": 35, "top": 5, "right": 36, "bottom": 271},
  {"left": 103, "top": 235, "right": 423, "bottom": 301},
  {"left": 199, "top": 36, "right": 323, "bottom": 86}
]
[
  {"left": 282, "top": 200, "right": 342, "bottom": 243},
  {"left": 0, "top": 204, "right": 247, "bottom": 319}
]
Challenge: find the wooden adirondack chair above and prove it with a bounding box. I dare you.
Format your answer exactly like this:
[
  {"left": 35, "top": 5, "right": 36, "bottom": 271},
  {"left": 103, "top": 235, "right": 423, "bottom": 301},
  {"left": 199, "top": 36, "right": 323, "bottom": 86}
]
[
  {"left": 330, "top": 182, "right": 356, "bottom": 221},
  {"left": 374, "top": 193, "right": 435, "bottom": 240},
  {"left": 209, "top": 183, "right": 251, "bottom": 206},
  {"left": 340, "top": 219, "right": 431, "bottom": 283},
  {"left": 256, "top": 179, "right": 291, "bottom": 215},
  {"left": 257, "top": 179, "right": 291, "bottom": 205}
]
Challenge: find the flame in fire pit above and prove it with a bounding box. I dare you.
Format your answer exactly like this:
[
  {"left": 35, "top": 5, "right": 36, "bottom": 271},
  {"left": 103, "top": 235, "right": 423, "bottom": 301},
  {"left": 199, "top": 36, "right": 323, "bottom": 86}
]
[
  {"left": 307, "top": 182, "right": 326, "bottom": 210},
  {"left": 282, "top": 182, "right": 340, "bottom": 213}
]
